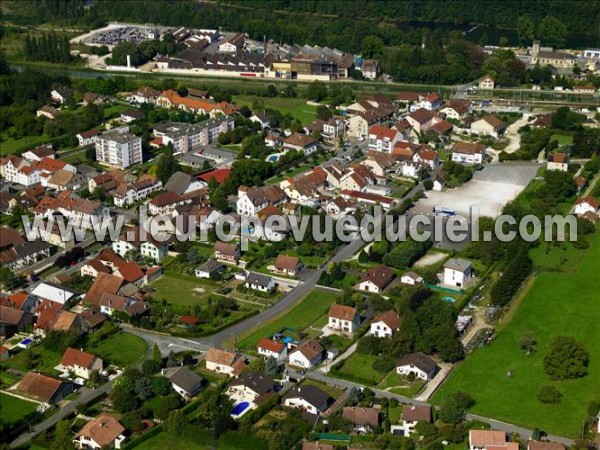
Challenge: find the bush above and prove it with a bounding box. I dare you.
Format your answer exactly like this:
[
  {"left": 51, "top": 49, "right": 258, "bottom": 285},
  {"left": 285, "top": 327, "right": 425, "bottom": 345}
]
[
  {"left": 372, "top": 356, "right": 396, "bottom": 373},
  {"left": 423, "top": 179, "right": 434, "bottom": 190},
  {"left": 537, "top": 385, "right": 562, "bottom": 404},
  {"left": 543, "top": 336, "right": 589, "bottom": 380}
]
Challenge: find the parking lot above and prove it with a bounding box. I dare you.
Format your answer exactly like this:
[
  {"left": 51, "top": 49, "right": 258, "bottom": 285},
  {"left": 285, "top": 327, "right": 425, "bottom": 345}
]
[{"left": 414, "top": 163, "right": 540, "bottom": 218}]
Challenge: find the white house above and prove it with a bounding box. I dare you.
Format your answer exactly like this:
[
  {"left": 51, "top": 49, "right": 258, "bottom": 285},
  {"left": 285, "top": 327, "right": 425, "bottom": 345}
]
[
  {"left": 452, "top": 142, "right": 486, "bottom": 164},
  {"left": 283, "top": 385, "right": 329, "bottom": 415},
  {"left": 162, "top": 366, "right": 204, "bottom": 400},
  {"left": 368, "top": 125, "right": 401, "bottom": 153},
  {"left": 73, "top": 415, "right": 126, "bottom": 450},
  {"left": 226, "top": 371, "right": 275, "bottom": 410},
  {"left": 237, "top": 186, "right": 269, "bottom": 217},
  {"left": 479, "top": 76, "right": 495, "bottom": 90},
  {"left": 471, "top": 115, "right": 506, "bottom": 138},
  {"left": 396, "top": 352, "right": 437, "bottom": 381},
  {"left": 469, "top": 430, "right": 510, "bottom": 450},
  {"left": 370, "top": 310, "right": 402, "bottom": 339},
  {"left": 547, "top": 152, "right": 570, "bottom": 172},
  {"left": 357, "top": 265, "right": 395, "bottom": 293},
  {"left": 392, "top": 405, "right": 432, "bottom": 436},
  {"left": 76, "top": 129, "right": 100, "bottom": 146},
  {"left": 250, "top": 112, "right": 271, "bottom": 129},
  {"left": 574, "top": 197, "right": 599, "bottom": 215},
  {"left": 328, "top": 304, "right": 360, "bottom": 333},
  {"left": 443, "top": 258, "right": 473, "bottom": 288},
  {"left": 245, "top": 272, "right": 275, "bottom": 292},
  {"left": 288, "top": 339, "right": 324, "bottom": 369},
  {"left": 204, "top": 348, "right": 246, "bottom": 376},
  {"left": 59, "top": 347, "right": 103, "bottom": 380},
  {"left": 400, "top": 271, "right": 423, "bottom": 286},
  {"left": 257, "top": 338, "right": 287, "bottom": 362}
]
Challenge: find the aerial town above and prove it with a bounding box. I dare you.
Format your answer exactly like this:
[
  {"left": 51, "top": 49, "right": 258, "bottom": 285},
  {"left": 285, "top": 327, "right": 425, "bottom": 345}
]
[{"left": 0, "top": 1, "right": 599, "bottom": 450}]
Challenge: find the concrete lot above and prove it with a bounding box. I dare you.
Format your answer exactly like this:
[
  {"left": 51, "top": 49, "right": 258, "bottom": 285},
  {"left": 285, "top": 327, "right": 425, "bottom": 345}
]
[{"left": 415, "top": 163, "right": 540, "bottom": 218}]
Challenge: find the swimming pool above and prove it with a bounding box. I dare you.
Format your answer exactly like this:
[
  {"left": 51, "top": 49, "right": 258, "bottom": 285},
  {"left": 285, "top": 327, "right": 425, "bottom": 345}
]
[
  {"left": 19, "top": 338, "right": 34, "bottom": 348},
  {"left": 443, "top": 296, "right": 456, "bottom": 303},
  {"left": 231, "top": 401, "right": 250, "bottom": 417}
]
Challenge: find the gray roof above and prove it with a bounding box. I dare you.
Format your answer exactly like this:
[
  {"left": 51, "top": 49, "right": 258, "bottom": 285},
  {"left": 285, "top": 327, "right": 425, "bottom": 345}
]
[
  {"left": 245, "top": 272, "right": 273, "bottom": 288},
  {"left": 196, "top": 259, "right": 224, "bottom": 274},
  {"left": 444, "top": 258, "right": 472, "bottom": 272},
  {"left": 163, "top": 366, "right": 204, "bottom": 395},
  {"left": 283, "top": 385, "right": 329, "bottom": 408},
  {"left": 229, "top": 371, "right": 274, "bottom": 395},
  {"left": 396, "top": 352, "right": 437, "bottom": 374},
  {"left": 180, "top": 153, "right": 212, "bottom": 167},
  {"left": 202, "top": 147, "right": 236, "bottom": 159},
  {"left": 164, "top": 171, "right": 195, "bottom": 195},
  {"left": 98, "top": 131, "right": 139, "bottom": 144}
]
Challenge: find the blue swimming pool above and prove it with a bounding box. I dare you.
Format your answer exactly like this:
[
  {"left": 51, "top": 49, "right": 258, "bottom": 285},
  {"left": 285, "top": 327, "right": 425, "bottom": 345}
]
[
  {"left": 19, "top": 338, "right": 33, "bottom": 346},
  {"left": 231, "top": 401, "right": 250, "bottom": 416},
  {"left": 443, "top": 296, "right": 456, "bottom": 303},
  {"left": 268, "top": 154, "right": 279, "bottom": 162}
]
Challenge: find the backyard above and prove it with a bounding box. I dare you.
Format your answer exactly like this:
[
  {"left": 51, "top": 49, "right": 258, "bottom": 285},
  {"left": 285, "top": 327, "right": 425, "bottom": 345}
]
[
  {"left": 0, "top": 392, "right": 38, "bottom": 425},
  {"left": 150, "top": 272, "right": 217, "bottom": 309},
  {"left": 85, "top": 331, "right": 147, "bottom": 368},
  {"left": 332, "top": 352, "right": 383, "bottom": 385},
  {"left": 433, "top": 233, "right": 600, "bottom": 437},
  {"left": 233, "top": 95, "right": 317, "bottom": 125},
  {"left": 237, "top": 289, "right": 341, "bottom": 350}
]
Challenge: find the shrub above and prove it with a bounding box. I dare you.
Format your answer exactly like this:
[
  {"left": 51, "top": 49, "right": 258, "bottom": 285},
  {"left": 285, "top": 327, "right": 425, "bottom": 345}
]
[
  {"left": 538, "top": 385, "right": 562, "bottom": 404},
  {"left": 543, "top": 336, "right": 589, "bottom": 380}
]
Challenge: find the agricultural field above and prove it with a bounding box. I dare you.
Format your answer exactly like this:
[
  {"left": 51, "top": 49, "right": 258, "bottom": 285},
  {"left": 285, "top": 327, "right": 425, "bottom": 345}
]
[
  {"left": 433, "top": 233, "right": 600, "bottom": 437},
  {"left": 238, "top": 289, "right": 340, "bottom": 350}
]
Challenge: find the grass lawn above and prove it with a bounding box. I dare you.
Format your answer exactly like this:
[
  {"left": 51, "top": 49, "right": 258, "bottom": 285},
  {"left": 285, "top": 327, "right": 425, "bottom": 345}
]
[
  {"left": 238, "top": 288, "right": 340, "bottom": 350},
  {"left": 388, "top": 404, "right": 403, "bottom": 423},
  {"left": 550, "top": 134, "right": 573, "bottom": 146},
  {"left": 0, "top": 134, "right": 49, "bottom": 156},
  {"left": 334, "top": 353, "right": 384, "bottom": 385},
  {"left": 1, "top": 344, "right": 62, "bottom": 373},
  {"left": 151, "top": 274, "right": 214, "bottom": 309},
  {"left": 433, "top": 233, "right": 600, "bottom": 438},
  {"left": 0, "top": 392, "right": 38, "bottom": 425},
  {"left": 103, "top": 104, "right": 130, "bottom": 118},
  {"left": 134, "top": 432, "right": 209, "bottom": 450},
  {"left": 85, "top": 332, "right": 147, "bottom": 368},
  {"left": 233, "top": 95, "right": 317, "bottom": 125}
]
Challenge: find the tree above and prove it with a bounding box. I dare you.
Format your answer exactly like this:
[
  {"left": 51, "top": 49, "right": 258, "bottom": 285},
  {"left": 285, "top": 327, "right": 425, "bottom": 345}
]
[
  {"left": 156, "top": 147, "right": 180, "bottom": 183},
  {"left": 544, "top": 336, "right": 589, "bottom": 380},
  {"left": 423, "top": 179, "right": 433, "bottom": 190},
  {"left": 538, "top": 385, "right": 562, "bottom": 404},
  {"left": 239, "top": 105, "right": 252, "bottom": 118},
  {"left": 164, "top": 410, "right": 187, "bottom": 435},
  {"left": 438, "top": 396, "right": 465, "bottom": 424},
  {"left": 142, "top": 359, "right": 162, "bottom": 376},
  {"left": 519, "top": 331, "right": 537, "bottom": 355},
  {"left": 265, "top": 84, "right": 277, "bottom": 98},
  {"left": 152, "top": 343, "right": 162, "bottom": 363},
  {"left": 517, "top": 16, "right": 535, "bottom": 45},
  {"left": 537, "top": 16, "right": 568, "bottom": 48},
  {"left": 362, "top": 35, "right": 384, "bottom": 58},
  {"left": 307, "top": 81, "right": 328, "bottom": 102},
  {"left": 51, "top": 420, "right": 75, "bottom": 450},
  {"left": 316, "top": 105, "right": 333, "bottom": 121}
]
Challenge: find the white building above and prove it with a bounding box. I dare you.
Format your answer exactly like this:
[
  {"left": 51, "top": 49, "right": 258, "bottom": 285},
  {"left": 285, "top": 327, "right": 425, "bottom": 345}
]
[
  {"left": 283, "top": 385, "right": 329, "bottom": 415},
  {"left": 59, "top": 347, "right": 103, "bottom": 380},
  {"left": 396, "top": 352, "right": 437, "bottom": 381},
  {"left": 370, "top": 310, "right": 402, "bottom": 338},
  {"left": 574, "top": 197, "right": 599, "bottom": 215},
  {"left": 479, "top": 76, "right": 495, "bottom": 89},
  {"left": 288, "top": 339, "right": 323, "bottom": 369},
  {"left": 368, "top": 125, "right": 401, "bottom": 153},
  {"left": 95, "top": 131, "right": 142, "bottom": 169},
  {"left": 328, "top": 304, "right": 360, "bottom": 333},
  {"left": 443, "top": 258, "right": 473, "bottom": 288},
  {"left": 452, "top": 142, "right": 486, "bottom": 164},
  {"left": 73, "top": 415, "right": 126, "bottom": 450},
  {"left": 257, "top": 338, "right": 288, "bottom": 362}
]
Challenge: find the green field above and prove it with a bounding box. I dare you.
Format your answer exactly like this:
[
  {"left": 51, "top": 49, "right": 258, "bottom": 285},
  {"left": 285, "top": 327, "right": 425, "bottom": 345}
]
[
  {"left": 1, "top": 345, "right": 61, "bottom": 373},
  {"left": 103, "top": 104, "right": 131, "bottom": 118},
  {"left": 550, "top": 134, "right": 573, "bottom": 146},
  {"left": 301, "top": 378, "right": 344, "bottom": 398},
  {"left": 85, "top": 332, "right": 147, "bottom": 368},
  {"left": 134, "top": 432, "right": 209, "bottom": 450},
  {"left": 0, "top": 392, "right": 38, "bottom": 425},
  {"left": 433, "top": 233, "right": 600, "bottom": 437},
  {"left": 233, "top": 95, "right": 317, "bottom": 125},
  {"left": 0, "top": 134, "right": 49, "bottom": 156},
  {"left": 151, "top": 273, "right": 216, "bottom": 308},
  {"left": 238, "top": 289, "right": 340, "bottom": 349},
  {"left": 335, "top": 353, "right": 383, "bottom": 385}
]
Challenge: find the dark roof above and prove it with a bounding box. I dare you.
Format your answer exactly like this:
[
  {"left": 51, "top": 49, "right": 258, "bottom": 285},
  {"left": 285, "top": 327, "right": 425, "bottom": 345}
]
[
  {"left": 245, "top": 272, "right": 273, "bottom": 288},
  {"left": 396, "top": 352, "right": 437, "bottom": 374},
  {"left": 361, "top": 265, "right": 395, "bottom": 289},
  {"left": 163, "top": 366, "right": 204, "bottom": 394},
  {"left": 164, "top": 171, "right": 196, "bottom": 195},
  {"left": 229, "top": 371, "right": 274, "bottom": 395},
  {"left": 283, "top": 384, "right": 329, "bottom": 408},
  {"left": 196, "top": 259, "right": 224, "bottom": 274}
]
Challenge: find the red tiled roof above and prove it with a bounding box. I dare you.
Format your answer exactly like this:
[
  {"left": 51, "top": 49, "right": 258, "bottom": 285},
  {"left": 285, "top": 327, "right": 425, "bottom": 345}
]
[
  {"left": 61, "top": 347, "right": 97, "bottom": 370},
  {"left": 198, "top": 168, "right": 230, "bottom": 184},
  {"left": 116, "top": 261, "right": 145, "bottom": 283},
  {"left": 576, "top": 196, "right": 599, "bottom": 208},
  {"left": 328, "top": 304, "right": 358, "bottom": 321},
  {"left": 369, "top": 125, "right": 398, "bottom": 141},
  {"left": 257, "top": 338, "right": 285, "bottom": 354}
]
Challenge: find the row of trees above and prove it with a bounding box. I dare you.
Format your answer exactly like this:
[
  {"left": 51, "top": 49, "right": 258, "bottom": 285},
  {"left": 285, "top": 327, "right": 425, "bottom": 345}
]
[{"left": 24, "top": 33, "right": 72, "bottom": 63}]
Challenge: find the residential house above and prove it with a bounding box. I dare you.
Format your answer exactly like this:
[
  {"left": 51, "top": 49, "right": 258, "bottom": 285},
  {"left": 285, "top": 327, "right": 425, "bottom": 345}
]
[
  {"left": 280, "top": 167, "right": 327, "bottom": 207},
  {"left": 413, "top": 148, "right": 439, "bottom": 170},
  {"left": 392, "top": 405, "right": 432, "bottom": 436},
  {"left": 574, "top": 197, "right": 599, "bottom": 215},
  {"left": 288, "top": 339, "right": 324, "bottom": 369},
  {"left": 214, "top": 241, "right": 241, "bottom": 263},
  {"left": 73, "top": 415, "right": 126, "bottom": 450},
  {"left": 76, "top": 129, "right": 100, "bottom": 146},
  {"left": 37, "top": 105, "right": 60, "bottom": 120},
  {"left": 129, "top": 86, "right": 160, "bottom": 104},
  {"left": 51, "top": 310, "right": 86, "bottom": 336},
  {"left": 195, "top": 259, "right": 225, "bottom": 279},
  {"left": 59, "top": 347, "right": 103, "bottom": 379},
  {"left": 443, "top": 258, "right": 473, "bottom": 288},
  {"left": 430, "top": 119, "right": 454, "bottom": 137},
  {"left": 204, "top": 348, "right": 247, "bottom": 376},
  {"left": 0, "top": 305, "right": 33, "bottom": 339},
  {"left": 440, "top": 100, "right": 472, "bottom": 120},
  {"left": 368, "top": 126, "right": 401, "bottom": 153},
  {"left": 120, "top": 110, "right": 144, "bottom": 123},
  {"left": 162, "top": 366, "right": 204, "bottom": 400},
  {"left": 82, "top": 92, "right": 104, "bottom": 106},
  {"left": 396, "top": 352, "right": 438, "bottom": 381},
  {"left": 114, "top": 261, "right": 145, "bottom": 286},
  {"left": 527, "top": 442, "right": 565, "bottom": 450},
  {"left": 245, "top": 272, "right": 275, "bottom": 293},
  {"left": 282, "top": 133, "right": 319, "bottom": 155},
  {"left": 471, "top": 115, "right": 506, "bottom": 138},
  {"left": 370, "top": 310, "right": 402, "bottom": 338},
  {"left": 112, "top": 175, "right": 162, "bottom": 208},
  {"left": 257, "top": 338, "right": 288, "bottom": 362},
  {"left": 15, "top": 371, "right": 74, "bottom": 403},
  {"left": 236, "top": 185, "right": 269, "bottom": 217},
  {"left": 325, "top": 196, "right": 356, "bottom": 216},
  {"left": 79, "top": 309, "right": 107, "bottom": 332},
  {"left": 226, "top": 371, "right": 275, "bottom": 411},
  {"left": 0, "top": 240, "right": 50, "bottom": 271},
  {"left": 302, "top": 443, "right": 334, "bottom": 450},
  {"left": 47, "top": 169, "right": 84, "bottom": 191},
  {"left": 273, "top": 254, "right": 302, "bottom": 277},
  {"left": 479, "top": 76, "right": 495, "bottom": 89},
  {"left": 98, "top": 293, "right": 150, "bottom": 319},
  {"left": 328, "top": 304, "right": 360, "bottom": 333},
  {"left": 250, "top": 112, "right": 271, "bottom": 129},
  {"left": 156, "top": 89, "right": 236, "bottom": 118},
  {"left": 342, "top": 406, "right": 379, "bottom": 433},
  {"left": 1, "top": 155, "right": 31, "bottom": 184},
  {"left": 83, "top": 273, "right": 124, "bottom": 306},
  {"left": 362, "top": 151, "right": 397, "bottom": 177},
  {"left": 322, "top": 117, "right": 345, "bottom": 143},
  {"left": 405, "top": 109, "right": 437, "bottom": 134},
  {"left": 452, "top": 142, "right": 486, "bottom": 164},
  {"left": 148, "top": 191, "right": 186, "bottom": 215},
  {"left": 357, "top": 265, "right": 395, "bottom": 293},
  {"left": 283, "top": 385, "right": 329, "bottom": 415},
  {"left": 413, "top": 92, "right": 443, "bottom": 111},
  {"left": 547, "top": 152, "right": 569, "bottom": 172},
  {"left": 22, "top": 144, "right": 55, "bottom": 162},
  {"left": 469, "top": 430, "right": 511, "bottom": 450},
  {"left": 5, "top": 291, "right": 39, "bottom": 313},
  {"left": 339, "top": 190, "right": 396, "bottom": 210},
  {"left": 360, "top": 59, "right": 380, "bottom": 79},
  {"left": 400, "top": 271, "right": 423, "bottom": 285},
  {"left": 51, "top": 86, "right": 73, "bottom": 104}
]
